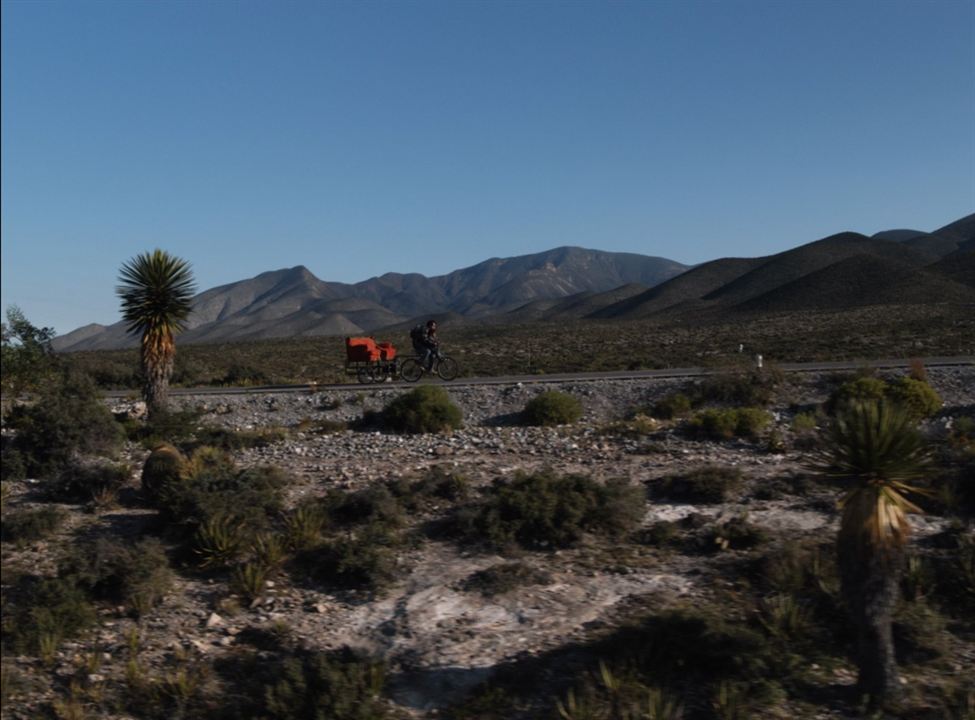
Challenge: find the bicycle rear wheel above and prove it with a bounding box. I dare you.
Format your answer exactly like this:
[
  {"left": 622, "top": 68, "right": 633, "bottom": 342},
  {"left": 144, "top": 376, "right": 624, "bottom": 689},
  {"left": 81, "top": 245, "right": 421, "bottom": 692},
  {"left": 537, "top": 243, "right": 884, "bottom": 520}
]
[
  {"left": 436, "top": 356, "right": 459, "bottom": 381},
  {"left": 356, "top": 365, "right": 376, "bottom": 384},
  {"left": 399, "top": 358, "right": 423, "bottom": 382}
]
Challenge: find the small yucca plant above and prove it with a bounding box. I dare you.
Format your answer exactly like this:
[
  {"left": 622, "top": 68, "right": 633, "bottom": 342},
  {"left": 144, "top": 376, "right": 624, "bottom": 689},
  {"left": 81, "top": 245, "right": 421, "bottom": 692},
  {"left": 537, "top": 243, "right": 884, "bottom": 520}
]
[
  {"left": 252, "top": 532, "right": 287, "bottom": 570},
  {"left": 284, "top": 504, "right": 325, "bottom": 551},
  {"left": 231, "top": 561, "right": 269, "bottom": 605},
  {"left": 193, "top": 514, "right": 245, "bottom": 569}
]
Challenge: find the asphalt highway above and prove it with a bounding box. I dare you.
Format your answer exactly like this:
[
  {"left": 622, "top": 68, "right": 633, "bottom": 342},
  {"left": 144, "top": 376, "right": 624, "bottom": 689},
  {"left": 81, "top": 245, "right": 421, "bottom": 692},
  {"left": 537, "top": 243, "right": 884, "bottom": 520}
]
[{"left": 102, "top": 356, "right": 974, "bottom": 398}]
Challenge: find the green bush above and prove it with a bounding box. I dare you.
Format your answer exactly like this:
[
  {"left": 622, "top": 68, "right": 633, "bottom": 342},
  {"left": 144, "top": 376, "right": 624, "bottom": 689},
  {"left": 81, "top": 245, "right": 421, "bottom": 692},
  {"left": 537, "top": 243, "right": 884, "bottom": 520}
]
[
  {"left": 0, "top": 506, "right": 67, "bottom": 544},
  {"left": 254, "top": 647, "right": 388, "bottom": 720},
  {"left": 2, "top": 575, "right": 97, "bottom": 655},
  {"left": 60, "top": 537, "right": 173, "bottom": 616},
  {"left": 462, "top": 562, "right": 552, "bottom": 597},
  {"left": 827, "top": 376, "right": 888, "bottom": 414},
  {"left": 887, "top": 376, "right": 942, "bottom": 420},
  {"left": 323, "top": 485, "right": 404, "bottom": 529},
  {"left": 5, "top": 367, "right": 123, "bottom": 478},
  {"left": 126, "top": 408, "right": 202, "bottom": 447},
  {"left": 50, "top": 461, "right": 130, "bottom": 503},
  {"left": 734, "top": 407, "right": 772, "bottom": 438},
  {"left": 0, "top": 442, "right": 26, "bottom": 482},
  {"left": 520, "top": 391, "right": 583, "bottom": 426},
  {"left": 301, "top": 525, "right": 400, "bottom": 593},
  {"left": 460, "top": 471, "right": 644, "bottom": 550},
  {"left": 653, "top": 466, "right": 743, "bottom": 504},
  {"left": 1, "top": 306, "right": 58, "bottom": 403},
  {"left": 650, "top": 392, "right": 692, "bottom": 419},
  {"left": 380, "top": 386, "right": 462, "bottom": 434},
  {"left": 151, "top": 447, "right": 287, "bottom": 546},
  {"left": 703, "top": 515, "right": 768, "bottom": 551},
  {"left": 687, "top": 407, "right": 771, "bottom": 441},
  {"left": 694, "top": 369, "right": 780, "bottom": 407}
]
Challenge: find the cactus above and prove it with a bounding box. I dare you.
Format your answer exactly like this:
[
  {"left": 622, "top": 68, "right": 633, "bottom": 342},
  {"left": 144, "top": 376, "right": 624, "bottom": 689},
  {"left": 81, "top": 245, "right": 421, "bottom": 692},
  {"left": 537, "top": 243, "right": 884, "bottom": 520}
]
[{"left": 140, "top": 443, "right": 186, "bottom": 503}]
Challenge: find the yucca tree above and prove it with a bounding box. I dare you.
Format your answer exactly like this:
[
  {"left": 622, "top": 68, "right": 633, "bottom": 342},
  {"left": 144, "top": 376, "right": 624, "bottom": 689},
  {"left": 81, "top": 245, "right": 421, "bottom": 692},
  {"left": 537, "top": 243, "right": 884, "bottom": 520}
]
[
  {"left": 816, "top": 400, "right": 929, "bottom": 709},
  {"left": 116, "top": 250, "right": 195, "bottom": 418}
]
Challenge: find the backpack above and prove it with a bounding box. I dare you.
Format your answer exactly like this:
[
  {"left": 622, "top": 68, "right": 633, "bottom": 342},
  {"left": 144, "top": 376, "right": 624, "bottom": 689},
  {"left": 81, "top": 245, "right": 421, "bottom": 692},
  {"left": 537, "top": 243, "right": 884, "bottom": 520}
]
[{"left": 410, "top": 324, "right": 425, "bottom": 344}]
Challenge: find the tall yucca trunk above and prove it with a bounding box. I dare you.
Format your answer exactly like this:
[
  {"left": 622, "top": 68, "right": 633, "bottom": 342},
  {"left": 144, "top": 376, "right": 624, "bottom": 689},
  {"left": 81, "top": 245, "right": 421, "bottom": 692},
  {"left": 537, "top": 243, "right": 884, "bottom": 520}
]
[
  {"left": 838, "top": 532, "right": 903, "bottom": 704},
  {"left": 142, "top": 330, "right": 175, "bottom": 419}
]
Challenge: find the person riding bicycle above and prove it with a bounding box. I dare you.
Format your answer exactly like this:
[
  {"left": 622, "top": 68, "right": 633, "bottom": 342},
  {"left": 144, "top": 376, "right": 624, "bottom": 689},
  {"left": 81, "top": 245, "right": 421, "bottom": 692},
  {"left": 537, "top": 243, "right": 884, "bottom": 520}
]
[{"left": 410, "top": 319, "right": 439, "bottom": 372}]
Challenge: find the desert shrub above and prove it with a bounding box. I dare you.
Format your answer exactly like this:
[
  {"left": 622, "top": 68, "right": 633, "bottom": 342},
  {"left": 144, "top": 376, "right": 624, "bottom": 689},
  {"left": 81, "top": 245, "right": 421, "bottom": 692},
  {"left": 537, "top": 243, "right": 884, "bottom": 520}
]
[
  {"left": 633, "top": 521, "right": 683, "bottom": 550},
  {"left": 61, "top": 537, "right": 173, "bottom": 616},
  {"left": 1, "top": 306, "right": 58, "bottom": 403},
  {"left": 650, "top": 392, "right": 692, "bottom": 419},
  {"left": 284, "top": 503, "right": 327, "bottom": 552},
  {"left": 520, "top": 390, "right": 582, "bottom": 426},
  {"left": 323, "top": 485, "right": 404, "bottom": 529},
  {"left": 893, "top": 600, "right": 950, "bottom": 664},
  {"left": 734, "top": 407, "right": 772, "bottom": 438},
  {"left": 887, "top": 376, "right": 942, "bottom": 420},
  {"left": 141, "top": 443, "right": 187, "bottom": 503},
  {"left": 193, "top": 514, "right": 247, "bottom": 569},
  {"left": 231, "top": 561, "right": 270, "bottom": 604},
  {"left": 380, "top": 386, "right": 462, "bottom": 434},
  {"left": 220, "top": 364, "right": 270, "bottom": 386},
  {"left": 0, "top": 443, "right": 26, "bottom": 482},
  {"left": 703, "top": 515, "right": 768, "bottom": 551},
  {"left": 693, "top": 368, "right": 780, "bottom": 407},
  {"left": 827, "top": 376, "right": 888, "bottom": 414},
  {"left": 653, "top": 465, "right": 743, "bottom": 504},
  {"left": 301, "top": 525, "right": 399, "bottom": 593},
  {"left": 459, "top": 471, "right": 644, "bottom": 550},
  {"left": 153, "top": 448, "right": 287, "bottom": 540},
  {"left": 686, "top": 407, "right": 771, "bottom": 441},
  {"left": 0, "top": 506, "right": 66, "bottom": 544},
  {"left": 387, "top": 467, "right": 470, "bottom": 513},
  {"left": 463, "top": 562, "right": 552, "bottom": 597},
  {"left": 243, "top": 647, "right": 388, "bottom": 720},
  {"left": 5, "top": 367, "right": 123, "bottom": 478},
  {"left": 127, "top": 408, "right": 202, "bottom": 447},
  {"left": 687, "top": 408, "right": 738, "bottom": 440},
  {"left": 2, "top": 575, "right": 97, "bottom": 655},
  {"left": 49, "top": 461, "right": 130, "bottom": 503}
]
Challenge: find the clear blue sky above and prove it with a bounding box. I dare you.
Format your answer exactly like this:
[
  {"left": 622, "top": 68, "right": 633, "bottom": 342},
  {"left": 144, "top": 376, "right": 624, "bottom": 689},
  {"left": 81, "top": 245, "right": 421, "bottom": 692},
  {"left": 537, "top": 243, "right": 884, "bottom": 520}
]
[{"left": 2, "top": 0, "right": 973, "bottom": 335}]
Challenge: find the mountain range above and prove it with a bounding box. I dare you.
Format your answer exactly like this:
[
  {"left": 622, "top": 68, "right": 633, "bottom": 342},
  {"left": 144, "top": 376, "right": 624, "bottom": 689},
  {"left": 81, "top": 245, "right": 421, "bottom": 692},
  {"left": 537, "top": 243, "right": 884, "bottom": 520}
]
[{"left": 53, "top": 213, "right": 975, "bottom": 352}]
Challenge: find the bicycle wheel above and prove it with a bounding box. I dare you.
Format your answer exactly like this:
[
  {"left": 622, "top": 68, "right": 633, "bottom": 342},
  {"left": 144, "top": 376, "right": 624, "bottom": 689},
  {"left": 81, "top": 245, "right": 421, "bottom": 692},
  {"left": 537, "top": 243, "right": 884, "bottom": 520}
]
[
  {"left": 356, "top": 365, "right": 376, "bottom": 384},
  {"left": 399, "top": 358, "right": 423, "bottom": 382},
  {"left": 436, "top": 356, "right": 459, "bottom": 381}
]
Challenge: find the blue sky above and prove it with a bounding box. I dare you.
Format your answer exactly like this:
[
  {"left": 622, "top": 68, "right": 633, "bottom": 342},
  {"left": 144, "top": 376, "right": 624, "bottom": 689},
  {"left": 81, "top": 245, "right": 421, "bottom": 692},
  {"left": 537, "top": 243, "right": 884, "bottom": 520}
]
[{"left": 2, "top": 0, "right": 973, "bottom": 335}]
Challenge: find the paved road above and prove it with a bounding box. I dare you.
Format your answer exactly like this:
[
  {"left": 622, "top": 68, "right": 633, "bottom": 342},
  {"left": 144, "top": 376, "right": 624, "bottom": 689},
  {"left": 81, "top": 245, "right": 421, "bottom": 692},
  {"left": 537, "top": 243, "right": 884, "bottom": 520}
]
[{"left": 104, "top": 356, "right": 974, "bottom": 398}]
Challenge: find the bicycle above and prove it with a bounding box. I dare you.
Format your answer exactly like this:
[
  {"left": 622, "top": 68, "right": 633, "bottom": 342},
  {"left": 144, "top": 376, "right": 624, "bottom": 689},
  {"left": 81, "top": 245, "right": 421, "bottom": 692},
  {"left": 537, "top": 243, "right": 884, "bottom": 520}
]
[{"left": 399, "top": 349, "right": 459, "bottom": 382}]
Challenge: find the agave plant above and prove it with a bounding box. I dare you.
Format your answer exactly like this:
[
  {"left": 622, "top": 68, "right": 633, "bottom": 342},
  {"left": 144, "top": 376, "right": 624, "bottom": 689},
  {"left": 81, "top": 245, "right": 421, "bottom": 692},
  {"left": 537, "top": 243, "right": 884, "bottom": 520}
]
[
  {"left": 815, "top": 400, "right": 930, "bottom": 709},
  {"left": 117, "top": 250, "right": 195, "bottom": 418}
]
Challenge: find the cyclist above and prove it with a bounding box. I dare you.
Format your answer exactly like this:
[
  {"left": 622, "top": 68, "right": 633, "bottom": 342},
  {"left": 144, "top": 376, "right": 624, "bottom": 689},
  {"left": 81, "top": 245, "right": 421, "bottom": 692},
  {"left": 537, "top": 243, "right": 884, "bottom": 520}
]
[{"left": 410, "top": 319, "right": 440, "bottom": 372}]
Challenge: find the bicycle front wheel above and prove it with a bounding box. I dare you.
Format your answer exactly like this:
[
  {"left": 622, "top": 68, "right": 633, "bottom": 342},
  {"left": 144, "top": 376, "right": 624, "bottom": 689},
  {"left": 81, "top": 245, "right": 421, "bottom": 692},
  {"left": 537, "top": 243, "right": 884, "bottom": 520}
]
[
  {"left": 399, "top": 358, "right": 423, "bottom": 382},
  {"left": 436, "top": 356, "right": 459, "bottom": 381}
]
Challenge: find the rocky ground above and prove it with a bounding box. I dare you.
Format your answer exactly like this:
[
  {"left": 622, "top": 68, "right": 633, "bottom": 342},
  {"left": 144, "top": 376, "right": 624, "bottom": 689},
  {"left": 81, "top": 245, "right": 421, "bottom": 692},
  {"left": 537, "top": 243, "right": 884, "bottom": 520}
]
[{"left": 3, "top": 366, "right": 974, "bottom": 718}]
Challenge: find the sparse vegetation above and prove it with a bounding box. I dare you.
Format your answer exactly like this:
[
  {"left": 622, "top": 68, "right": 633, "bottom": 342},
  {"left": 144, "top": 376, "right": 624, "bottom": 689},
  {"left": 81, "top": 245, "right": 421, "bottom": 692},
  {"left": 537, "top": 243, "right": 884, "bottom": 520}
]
[
  {"left": 4, "top": 366, "right": 124, "bottom": 478},
  {"left": 456, "top": 471, "right": 644, "bottom": 550},
  {"left": 520, "top": 390, "right": 583, "bottom": 426},
  {"left": 686, "top": 407, "right": 771, "bottom": 441},
  {"left": 652, "top": 465, "right": 743, "bottom": 504},
  {"left": 379, "top": 385, "right": 463, "bottom": 434}
]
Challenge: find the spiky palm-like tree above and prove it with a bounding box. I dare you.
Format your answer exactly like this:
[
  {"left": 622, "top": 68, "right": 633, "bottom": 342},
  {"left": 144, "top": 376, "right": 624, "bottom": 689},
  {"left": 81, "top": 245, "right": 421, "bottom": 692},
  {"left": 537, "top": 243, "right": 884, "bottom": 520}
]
[
  {"left": 116, "top": 250, "right": 195, "bottom": 418},
  {"left": 816, "top": 400, "right": 929, "bottom": 709}
]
